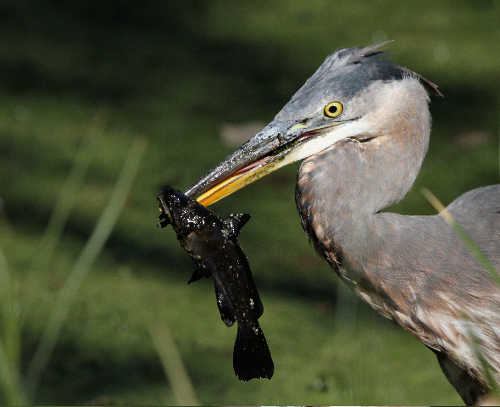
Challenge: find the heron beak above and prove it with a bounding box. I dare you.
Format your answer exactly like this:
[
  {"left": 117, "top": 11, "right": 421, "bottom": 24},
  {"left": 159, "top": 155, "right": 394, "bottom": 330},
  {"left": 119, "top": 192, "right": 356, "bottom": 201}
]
[{"left": 185, "top": 120, "right": 347, "bottom": 206}]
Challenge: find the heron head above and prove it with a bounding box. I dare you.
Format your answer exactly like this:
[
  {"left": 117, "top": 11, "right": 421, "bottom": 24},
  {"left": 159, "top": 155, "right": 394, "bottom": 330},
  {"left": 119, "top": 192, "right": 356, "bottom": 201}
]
[{"left": 185, "top": 41, "right": 441, "bottom": 206}]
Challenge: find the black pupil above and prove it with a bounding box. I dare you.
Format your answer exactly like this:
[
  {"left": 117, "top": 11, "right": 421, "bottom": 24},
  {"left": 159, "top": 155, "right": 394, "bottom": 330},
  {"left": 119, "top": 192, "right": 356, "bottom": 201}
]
[{"left": 328, "top": 105, "right": 338, "bottom": 114}]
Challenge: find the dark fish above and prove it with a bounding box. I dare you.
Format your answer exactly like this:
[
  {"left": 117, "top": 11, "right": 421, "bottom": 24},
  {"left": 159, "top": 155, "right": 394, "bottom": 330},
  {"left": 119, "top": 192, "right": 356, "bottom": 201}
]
[{"left": 157, "top": 185, "right": 274, "bottom": 381}]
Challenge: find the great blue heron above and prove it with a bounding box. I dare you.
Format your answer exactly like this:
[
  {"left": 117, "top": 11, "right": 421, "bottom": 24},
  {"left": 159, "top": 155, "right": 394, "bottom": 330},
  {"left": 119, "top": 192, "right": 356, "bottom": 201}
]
[{"left": 184, "top": 42, "right": 500, "bottom": 404}]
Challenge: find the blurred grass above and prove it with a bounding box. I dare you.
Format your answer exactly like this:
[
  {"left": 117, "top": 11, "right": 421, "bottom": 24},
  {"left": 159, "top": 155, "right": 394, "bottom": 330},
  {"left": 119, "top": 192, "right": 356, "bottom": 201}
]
[
  {"left": 0, "top": 0, "right": 498, "bottom": 404},
  {"left": 0, "top": 136, "right": 147, "bottom": 404},
  {"left": 0, "top": 249, "right": 25, "bottom": 405},
  {"left": 149, "top": 319, "right": 199, "bottom": 405},
  {"left": 28, "top": 119, "right": 99, "bottom": 274},
  {"left": 25, "top": 137, "right": 147, "bottom": 398}
]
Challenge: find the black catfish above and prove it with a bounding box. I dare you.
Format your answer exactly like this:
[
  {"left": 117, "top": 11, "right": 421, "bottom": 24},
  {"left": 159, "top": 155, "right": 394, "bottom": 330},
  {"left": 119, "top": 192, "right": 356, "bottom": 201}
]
[{"left": 157, "top": 185, "right": 274, "bottom": 381}]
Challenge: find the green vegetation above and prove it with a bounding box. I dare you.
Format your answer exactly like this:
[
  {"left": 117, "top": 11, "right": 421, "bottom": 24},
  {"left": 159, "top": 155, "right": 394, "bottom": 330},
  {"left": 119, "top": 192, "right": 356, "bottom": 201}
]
[{"left": 0, "top": 0, "right": 498, "bottom": 404}]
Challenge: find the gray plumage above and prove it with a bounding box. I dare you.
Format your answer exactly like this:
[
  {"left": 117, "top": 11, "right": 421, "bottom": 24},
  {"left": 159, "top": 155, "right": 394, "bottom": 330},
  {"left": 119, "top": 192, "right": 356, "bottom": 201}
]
[
  {"left": 292, "top": 46, "right": 499, "bottom": 404},
  {"left": 296, "top": 139, "right": 499, "bottom": 404},
  {"left": 186, "top": 42, "right": 499, "bottom": 404}
]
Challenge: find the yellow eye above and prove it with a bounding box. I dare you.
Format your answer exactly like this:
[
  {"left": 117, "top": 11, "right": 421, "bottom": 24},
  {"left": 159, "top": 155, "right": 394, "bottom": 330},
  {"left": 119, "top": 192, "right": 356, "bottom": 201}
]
[{"left": 324, "top": 101, "right": 343, "bottom": 118}]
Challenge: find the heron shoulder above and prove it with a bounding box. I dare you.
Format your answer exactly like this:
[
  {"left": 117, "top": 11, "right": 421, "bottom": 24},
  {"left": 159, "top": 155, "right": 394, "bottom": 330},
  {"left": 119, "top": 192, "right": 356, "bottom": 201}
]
[{"left": 447, "top": 184, "right": 500, "bottom": 219}]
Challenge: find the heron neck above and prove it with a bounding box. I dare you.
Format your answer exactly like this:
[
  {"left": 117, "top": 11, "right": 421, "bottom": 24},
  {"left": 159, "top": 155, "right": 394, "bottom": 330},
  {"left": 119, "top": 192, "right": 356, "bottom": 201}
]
[{"left": 295, "top": 91, "right": 430, "bottom": 273}]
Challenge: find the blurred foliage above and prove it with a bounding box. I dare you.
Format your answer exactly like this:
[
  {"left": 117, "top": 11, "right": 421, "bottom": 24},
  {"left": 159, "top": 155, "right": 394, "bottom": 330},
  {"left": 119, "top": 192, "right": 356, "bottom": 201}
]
[{"left": 0, "top": 0, "right": 498, "bottom": 404}]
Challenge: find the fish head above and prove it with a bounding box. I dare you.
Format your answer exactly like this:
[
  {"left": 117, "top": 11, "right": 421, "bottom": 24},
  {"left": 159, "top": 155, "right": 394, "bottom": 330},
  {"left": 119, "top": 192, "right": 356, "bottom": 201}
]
[{"left": 157, "top": 185, "right": 209, "bottom": 235}]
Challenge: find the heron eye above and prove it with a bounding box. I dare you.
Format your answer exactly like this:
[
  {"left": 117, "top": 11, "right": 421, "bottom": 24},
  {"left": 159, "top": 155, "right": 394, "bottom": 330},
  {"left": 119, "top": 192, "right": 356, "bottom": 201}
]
[{"left": 324, "top": 102, "right": 343, "bottom": 118}]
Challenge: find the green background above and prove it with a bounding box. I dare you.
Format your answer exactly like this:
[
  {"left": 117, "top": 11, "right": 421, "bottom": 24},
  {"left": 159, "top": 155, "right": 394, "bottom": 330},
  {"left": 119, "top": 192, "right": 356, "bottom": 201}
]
[{"left": 0, "top": 0, "right": 498, "bottom": 404}]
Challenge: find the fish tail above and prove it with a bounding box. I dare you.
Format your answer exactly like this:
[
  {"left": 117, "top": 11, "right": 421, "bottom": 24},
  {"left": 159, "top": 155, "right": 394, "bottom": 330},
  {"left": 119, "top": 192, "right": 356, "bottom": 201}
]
[{"left": 233, "top": 321, "right": 274, "bottom": 381}]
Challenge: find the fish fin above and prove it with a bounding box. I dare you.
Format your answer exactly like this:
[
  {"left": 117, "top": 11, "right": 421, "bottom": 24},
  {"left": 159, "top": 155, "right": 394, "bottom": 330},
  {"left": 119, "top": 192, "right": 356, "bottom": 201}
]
[
  {"left": 237, "top": 255, "right": 264, "bottom": 318},
  {"left": 157, "top": 212, "right": 171, "bottom": 228},
  {"left": 214, "top": 279, "right": 236, "bottom": 327},
  {"left": 224, "top": 213, "right": 251, "bottom": 239},
  {"left": 156, "top": 193, "right": 172, "bottom": 228},
  {"left": 188, "top": 266, "right": 210, "bottom": 284},
  {"left": 249, "top": 292, "right": 263, "bottom": 319},
  {"left": 233, "top": 322, "right": 274, "bottom": 381}
]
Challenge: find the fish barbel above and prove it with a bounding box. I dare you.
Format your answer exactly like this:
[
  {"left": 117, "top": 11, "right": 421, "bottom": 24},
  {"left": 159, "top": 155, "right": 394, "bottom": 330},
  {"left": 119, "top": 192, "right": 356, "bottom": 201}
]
[{"left": 157, "top": 185, "right": 274, "bottom": 381}]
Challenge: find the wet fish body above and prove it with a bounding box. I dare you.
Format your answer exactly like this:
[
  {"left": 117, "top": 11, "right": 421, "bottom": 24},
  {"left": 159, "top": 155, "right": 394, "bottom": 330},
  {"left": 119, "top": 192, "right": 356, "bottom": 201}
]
[{"left": 157, "top": 185, "right": 274, "bottom": 381}]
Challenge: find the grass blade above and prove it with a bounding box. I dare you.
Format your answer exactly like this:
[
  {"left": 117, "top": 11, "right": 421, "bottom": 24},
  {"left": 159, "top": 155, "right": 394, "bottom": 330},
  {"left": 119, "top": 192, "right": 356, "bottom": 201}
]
[
  {"left": 0, "top": 341, "right": 25, "bottom": 405},
  {"left": 25, "top": 137, "right": 147, "bottom": 398},
  {"left": 30, "top": 120, "right": 100, "bottom": 272},
  {"left": 0, "top": 249, "right": 26, "bottom": 405},
  {"left": 120, "top": 270, "right": 199, "bottom": 406},
  {"left": 150, "top": 322, "right": 199, "bottom": 405},
  {"left": 422, "top": 188, "right": 500, "bottom": 286}
]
